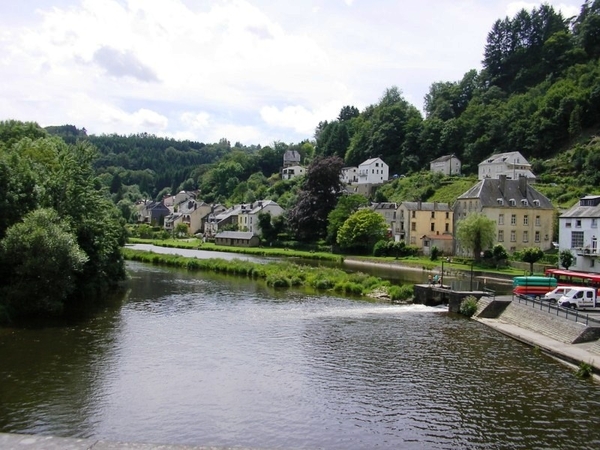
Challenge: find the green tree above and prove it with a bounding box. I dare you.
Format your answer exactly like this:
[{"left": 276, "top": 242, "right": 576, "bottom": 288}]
[
  {"left": 559, "top": 249, "right": 574, "bottom": 270},
  {"left": 521, "top": 247, "right": 545, "bottom": 274},
  {"left": 337, "top": 209, "right": 387, "bottom": 253},
  {"left": 455, "top": 213, "right": 496, "bottom": 262},
  {"left": 326, "top": 194, "right": 369, "bottom": 244},
  {"left": 0, "top": 208, "right": 88, "bottom": 316}
]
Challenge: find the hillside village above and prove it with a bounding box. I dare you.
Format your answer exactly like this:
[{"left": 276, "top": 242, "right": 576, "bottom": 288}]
[{"left": 137, "top": 148, "right": 600, "bottom": 274}]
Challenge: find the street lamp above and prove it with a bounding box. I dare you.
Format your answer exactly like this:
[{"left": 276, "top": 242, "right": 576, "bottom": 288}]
[
  {"left": 470, "top": 260, "right": 474, "bottom": 292},
  {"left": 441, "top": 257, "right": 450, "bottom": 287}
]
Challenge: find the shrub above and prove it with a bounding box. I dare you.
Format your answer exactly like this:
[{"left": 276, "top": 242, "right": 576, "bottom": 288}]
[
  {"left": 388, "top": 284, "right": 413, "bottom": 301},
  {"left": 459, "top": 296, "right": 479, "bottom": 317},
  {"left": 576, "top": 361, "right": 593, "bottom": 379}
]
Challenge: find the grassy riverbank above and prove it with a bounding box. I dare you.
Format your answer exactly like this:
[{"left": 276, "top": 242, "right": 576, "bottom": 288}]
[
  {"left": 127, "top": 238, "right": 343, "bottom": 262},
  {"left": 127, "top": 237, "right": 526, "bottom": 279},
  {"left": 122, "top": 248, "right": 413, "bottom": 301}
]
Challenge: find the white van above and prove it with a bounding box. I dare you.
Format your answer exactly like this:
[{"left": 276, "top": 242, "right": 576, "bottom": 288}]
[
  {"left": 557, "top": 287, "right": 599, "bottom": 309},
  {"left": 542, "top": 286, "right": 575, "bottom": 303}
]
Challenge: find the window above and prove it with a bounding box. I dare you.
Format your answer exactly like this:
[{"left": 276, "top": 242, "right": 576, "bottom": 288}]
[
  {"left": 511, "top": 214, "right": 517, "bottom": 225},
  {"left": 593, "top": 219, "right": 598, "bottom": 229},
  {"left": 431, "top": 223, "right": 435, "bottom": 232},
  {"left": 411, "top": 222, "right": 416, "bottom": 231},
  {"left": 521, "top": 199, "right": 529, "bottom": 206},
  {"left": 498, "top": 230, "right": 504, "bottom": 242},
  {"left": 445, "top": 223, "right": 449, "bottom": 232},
  {"left": 533, "top": 199, "right": 540, "bottom": 206},
  {"left": 535, "top": 231, "right": 540, "bottom": 243},
  {"left": 499, "top": 214, "right": 504, "bottom": 225},
  {"left": 412, "top": 211, "right": 416, "bottom": 219},
  {"left": 431, "top": 211, "right": 435, "bottom": 219},
  {"left": 509, "top": 199, "right": 516, "bottom": 206},
  {"left": 566, "top": 221, "right": 572, "bottom": 228},
  {"left": 535, "top": 215, "right": 541, "bottom": 226},
  {"left": 576, "top": 219, "right": 582, "bottom": 228},
  {"left": 523, "top": 231, "right": 528, "bottom": 243},
  {"left": 511, "top": 230, "right": 516, "bottom": 242},
  {"left": 523, "top": 215, "right": 528, "bottom": 226},
  {"left": 571, "top": 231, "right": 584, "bottom": 249}
]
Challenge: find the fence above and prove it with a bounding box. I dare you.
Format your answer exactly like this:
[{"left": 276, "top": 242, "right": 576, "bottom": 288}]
[{"left": 513, "top": 293, "right": 600, "bottom": 327}]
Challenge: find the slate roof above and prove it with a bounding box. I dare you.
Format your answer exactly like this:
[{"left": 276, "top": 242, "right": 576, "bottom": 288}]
[
  {"left": 400, "top": 202, "right": 452, "bottom": 211},
  {"left": 360, "top": 157, "right": 386, "bottom": 166},
  {"left": 457, "top": 178, "right": 553, "bottom": 208},
  {"left": 561, "top": 196, "right": 600, "bottom": 218},
  {"left": 215, "top": 231, "right": 255, "bottom": 240},
  {"left": 431, "top": 154, "right": 458, "bottom": 163},
  {"left": 478, "top": 151, "right": 530, "bottom": 166}
]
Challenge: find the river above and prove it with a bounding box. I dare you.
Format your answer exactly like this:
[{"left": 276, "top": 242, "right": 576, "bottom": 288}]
[{"left": 1, "top": 261, "right": 599, "bottom": 449}]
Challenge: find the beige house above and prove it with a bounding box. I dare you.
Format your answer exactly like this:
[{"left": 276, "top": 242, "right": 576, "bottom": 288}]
[
  {"left": 430, "top": 154, "right": 461, "bottom": 176},
  {"left": 164, "top": 200, "right": 213, "bottom": 235},
  {"left": 237, "top": 200, "right": 284, "bottom": 236},
  {"left": 394, "top": 202, "right": 454, "bottom": 250},
  {"left": 454, "top": 175, "right": 554, "bottom": 255}
]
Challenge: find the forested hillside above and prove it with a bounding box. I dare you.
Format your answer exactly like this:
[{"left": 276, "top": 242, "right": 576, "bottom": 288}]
[{"left": 43, "top": 1, "right": 600, "bottom": 211}]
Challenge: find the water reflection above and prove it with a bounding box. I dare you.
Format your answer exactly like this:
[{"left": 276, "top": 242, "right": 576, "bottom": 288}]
[{"left": 0, "top": 261, "right": 599, "bottom": 450}]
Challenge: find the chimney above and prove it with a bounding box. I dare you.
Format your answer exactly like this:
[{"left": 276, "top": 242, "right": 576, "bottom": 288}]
[
  {"left": 499, "top": 174, "right": 506, "bottom": 194},
  {"left": 433, "top": 201, "right": 438, "bottom": 210},
  {"left": 519, "top": 175, "right": 528, "bottom": 197}
]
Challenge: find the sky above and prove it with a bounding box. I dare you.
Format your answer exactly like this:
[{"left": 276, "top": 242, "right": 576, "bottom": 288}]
[{"left": 0, "top": 0, "right": 584, "bottom": 147}]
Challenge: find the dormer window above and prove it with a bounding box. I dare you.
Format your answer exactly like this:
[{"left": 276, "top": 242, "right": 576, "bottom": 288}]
[
  {"left": 509, "top": 199, "right": 516, "bottom": 206},
  {"left": 521, "top": 199, "right": 529, "bottom": 206},
  {"left": 533, "top": 199, "right": 540, "bottom": 207},
  {"left": 497, "top": 198, "right": 504, "bottom": 205}
]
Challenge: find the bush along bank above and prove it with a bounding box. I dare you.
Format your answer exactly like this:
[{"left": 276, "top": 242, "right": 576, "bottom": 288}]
[{"left": 122, "top": 248, "right": 413, "bottom": 302}]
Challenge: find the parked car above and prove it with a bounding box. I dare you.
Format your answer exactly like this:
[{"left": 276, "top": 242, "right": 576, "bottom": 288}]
[
  {"left": 557, "top": 287, "right": 599, "bottom": 309},
  {"left": 542, "top": 286, "right": 575, "bottom": 303}
]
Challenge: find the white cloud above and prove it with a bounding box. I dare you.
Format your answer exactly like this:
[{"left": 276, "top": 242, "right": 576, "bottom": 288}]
[{"left": 0, "top": 0, "right": 587, "bottom": 145}]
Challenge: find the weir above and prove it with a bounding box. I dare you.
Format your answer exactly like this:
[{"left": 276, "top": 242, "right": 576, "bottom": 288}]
[{"left": 413, "top": 284, "right": 494, "bottom": 313}]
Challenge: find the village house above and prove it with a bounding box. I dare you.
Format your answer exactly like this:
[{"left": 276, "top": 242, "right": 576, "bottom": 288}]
[
  {"left": 204, "top": 204, "right": 242, "bottom": 238},
  {"left": 283, "top": 150, "right": 301, "bottom": 168},
  {"left": 237, "top": 200, "right": 284, "bottom": 236},
  {"left": 214, "top": 231, "right": 260, "bottom": 247},
  {"left": 478, "top": 151, "right": 535, "bottom": 180},
  {"left": 137, "top": 200, "right": 170, "bottom": 226},
  {"left": 281, "top": 165, "right": 306, "bottom": 180},
  {"left": 340, "top": 166, "right": 358, "bottom": 184},
  {"left": 454, "top": 175, "right": 554, "bottom": 256},
  {"left": 370, "top": 202, "right": 398, "bottom": 235},
  {"left": 430, "top": 154, "right": 461, "bottom": 176},
  {"left": 164, "top": 200, "right": 213, "bottom": 236},
  {"left": 395, "top": 202, "right": 454, "bottom": 252},
  {"left": 558, "top": 195, "right": 600, "bottom": 273}
]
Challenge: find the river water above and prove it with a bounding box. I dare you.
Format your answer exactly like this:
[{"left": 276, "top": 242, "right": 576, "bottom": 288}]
[{"left": 1, "top": 261, "right": 599, "bottom": 449}]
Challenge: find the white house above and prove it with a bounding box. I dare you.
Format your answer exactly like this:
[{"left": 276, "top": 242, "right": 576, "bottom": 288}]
[
  {"left": 340, "top": 166, "right": 358, "bottom": 184},
  {"left": 357, "top": 158, "right": 388, "bottom": 185},
  {"left": 430, "top": 154, "right": 461, "bottom": 176},
  {"left": 478, "top": 151, "right": 535, "bottom": 180},
  {"left": 237, "top": 200, "right": 284, "bottom": 236},
  {"left": 282, "top": 165, "right": 306, "bottom": 180},
  {"left": 558, "top": 195, "right": 600, "bottom": 273}
]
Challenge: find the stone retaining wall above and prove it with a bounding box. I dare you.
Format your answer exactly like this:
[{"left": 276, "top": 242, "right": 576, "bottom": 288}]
[{"left": 476, "top": 299, "right": 600, "bottom": 344}]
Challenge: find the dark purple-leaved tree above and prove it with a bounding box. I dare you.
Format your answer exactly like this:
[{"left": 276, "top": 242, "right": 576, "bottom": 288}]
[{"left": 287, "top": 155, "right": 345, "bottom": 242}]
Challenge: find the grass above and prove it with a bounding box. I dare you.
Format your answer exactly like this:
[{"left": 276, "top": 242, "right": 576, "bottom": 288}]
[
  {"left": 127, "top": 238, "right": 342, "bottom": 262},
  {"left": 122, "top": 248, "right": 414, "bottom": 302}
]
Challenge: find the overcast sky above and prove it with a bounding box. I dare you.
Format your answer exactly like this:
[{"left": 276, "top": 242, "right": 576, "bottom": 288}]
[{"left": 0, "top": 0, "right": 584, "bottom": 146}]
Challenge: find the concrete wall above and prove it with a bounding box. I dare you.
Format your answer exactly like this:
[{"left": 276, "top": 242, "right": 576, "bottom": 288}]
[{"left": 475, "top": 299, "right": 600, "bottom": 344}]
